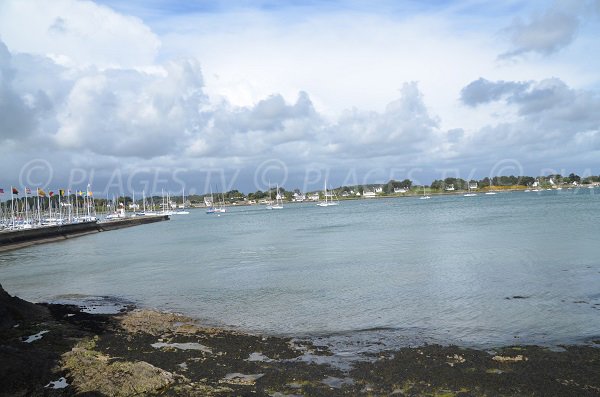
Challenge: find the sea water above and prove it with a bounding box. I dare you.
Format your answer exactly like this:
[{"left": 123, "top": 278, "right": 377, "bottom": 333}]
[{"left": 1, "top": 189, "right": 599, "bottom": 350}]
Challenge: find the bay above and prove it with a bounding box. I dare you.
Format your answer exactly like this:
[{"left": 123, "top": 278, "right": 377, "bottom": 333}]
[{"left": 1, "top": 189, "right": 599, "bottom": 349}]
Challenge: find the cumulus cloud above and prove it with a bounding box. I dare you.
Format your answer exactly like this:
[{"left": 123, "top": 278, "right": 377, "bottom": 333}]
[
  {"left": 54, "top": 59, "right": 208, "bottom": 158},
  {"left": 329, "top": 82, "right": 440, "bottom": 159},
  {"left": 459, "top": 77, "right": 600, "bottom": 167},
  {"left": 0, "top": 0, "right": 160, "bottom": 68},
  {"left": 0, "top": 41, "right": 47, "bottom": 140},
  {"left": 497, "top": 1, "right": 600, "bottom": 59},
  {"left": 460, "top": 78, "right": 530, "bottom": 107},
  {"left": 185, "top": 91, "right": 324, "bottom": 161}
]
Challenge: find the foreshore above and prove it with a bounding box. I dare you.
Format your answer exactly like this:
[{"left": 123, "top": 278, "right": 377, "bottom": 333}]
[{"left": 1, "top": 284, "right": 599, "bottom": 396}]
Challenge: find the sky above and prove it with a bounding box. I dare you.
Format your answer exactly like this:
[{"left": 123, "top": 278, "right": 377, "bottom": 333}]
[{"left": 0, "top": 0, "right": 599, "bottom": 195}]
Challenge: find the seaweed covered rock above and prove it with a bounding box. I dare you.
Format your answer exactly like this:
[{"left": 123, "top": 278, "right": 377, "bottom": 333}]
[{"left": 0, "top": 283, "right": 48, "bottom": 330}]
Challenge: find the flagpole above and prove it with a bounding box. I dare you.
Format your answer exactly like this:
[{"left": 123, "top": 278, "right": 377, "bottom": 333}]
[
  {"left": 24, "top": 188, "right": 29, "bottom": 228},
  {"left": 86, "top": 184, "right": 91, "bottom": 220},
  {"left": 37, "top": 193, "right": 41, "bottom": 226},
  {"left": 10, "top": 186, "right": 15, "bottom": 229}
]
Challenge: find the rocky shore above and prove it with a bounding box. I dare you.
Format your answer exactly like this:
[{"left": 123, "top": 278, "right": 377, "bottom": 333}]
[{"left": 1, "top": 283, "right": 599, "bottom": 397}]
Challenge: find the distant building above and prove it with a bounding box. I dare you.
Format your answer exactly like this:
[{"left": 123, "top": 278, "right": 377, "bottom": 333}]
[
  {"left": 374, "top": 186, "right": 383, "bottom": 193},
  {"left": 394, "top": 187, "right": 407, "bottom": 193},
  {"left": 363, "top": 191, "right": 377, "bottom": 198},
  {"left": 292, "top": 192, "right": 305, "bottom": 202},
  {"left": 444, "top": 184, "right": 454, "bottom": 191},
  {"left": 469, "top": 182, "right": 478, "bottom": 190}
]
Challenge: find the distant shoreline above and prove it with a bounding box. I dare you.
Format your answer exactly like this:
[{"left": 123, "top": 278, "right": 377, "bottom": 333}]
[{"left": 188, "top": 185, "right": 591, "bottom": 208}]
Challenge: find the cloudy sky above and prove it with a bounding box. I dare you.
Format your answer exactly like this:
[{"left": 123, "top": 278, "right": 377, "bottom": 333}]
[{"left": 1, "top": 0, "right": 599, "bottom": 194}]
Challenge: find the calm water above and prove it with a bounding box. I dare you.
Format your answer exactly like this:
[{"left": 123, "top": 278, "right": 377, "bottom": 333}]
[{"left": 1, "top": 189, "right": 599, "bottom": 350}]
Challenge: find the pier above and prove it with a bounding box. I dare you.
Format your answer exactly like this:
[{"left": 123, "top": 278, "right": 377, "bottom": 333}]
[{"left": 0, "top": 215, "right": 169, "bottom": 252}]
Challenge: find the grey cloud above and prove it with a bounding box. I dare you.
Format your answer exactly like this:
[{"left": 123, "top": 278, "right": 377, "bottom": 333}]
[
  {"left": 0, "top": 41, "right": 41, "bottom": 140},
  {"left": 187, "top": 91, "right": 324, "bottom": 162},
  {"left": 328, "top": 82, "right": 440, "bottom": 158},
  {"left": 499, "top": 4, "right": 581, "bottom": 58},
  {"left": 54, "top": 58, "right": 209, "bottom": 159},
  {"left": 464, "top": 78, "right": 600, "bottom": 165},
  {"left": 460, "top": 78, "right": 530, "bottom": 107},
  {"left": 48, "top": 17, "right": 67, "bottom": 34},
  {"left": 446, "top": 128, "right": 464, "bottom": 143}
]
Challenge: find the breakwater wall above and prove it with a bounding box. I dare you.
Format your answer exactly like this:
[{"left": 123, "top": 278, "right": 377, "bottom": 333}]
[{"left": 0, "top": 215, "right": 169, "bottom": 252}]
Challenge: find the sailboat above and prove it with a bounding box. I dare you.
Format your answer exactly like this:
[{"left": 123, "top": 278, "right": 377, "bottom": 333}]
[
  {"left": 173, "top": 188, "right": 190, "bottom": 215},
  {"left": 317, "top": 180, "right": 339, "bottom": 207},
  {"left": 206, "top": 187, "right": 226, "bottom": 214},
  {"left": 485, "top": 179, "right": 497, "bottom": 195},
  {"left": 216, "top": 190, "right": 227, "bottom": 213},
  {"left": 464, "top": 182, "right": 477, "bottom": 197},
  {"left": 265, "top": 182, "right": 274, "bottom": 210},
  {"left": 271, "top": 184, "right": 284, "bottom": 209},
  {"left": 420, "top": 185, "right": 431, "bottom": 200}
]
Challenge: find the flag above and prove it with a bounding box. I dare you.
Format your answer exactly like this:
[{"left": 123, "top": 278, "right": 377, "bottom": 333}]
[
  {"left": 87, "top": 190, "right": 93, "bottom": 197},
  {"left": 25, "top": 187, "right": 31, "bottom": 195},
  {"left": 37, "top": 188, "right": 46, "bottom": 197},
  {"left": 12, "top": 187, "right": 18, "bottom": 195},
  {"left": 78, "top": 191, "right": 83, "bottom": 196},
  {"left": 49, "top": 191, "right": 54, "bottom": 197},
  {"left": 59, "top": 189, "right": 65, "bottom": 196},
  {"left": 0, "top": 188, "right": 4, "bottom": 194}
]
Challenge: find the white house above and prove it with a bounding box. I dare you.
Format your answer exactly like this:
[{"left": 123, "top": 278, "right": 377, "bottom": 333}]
[
  {"left": 445, "top": 184, "right": 455, "bottom": 191},
  {"left": 292, "top": 192, "right": 305, "bottom": 202},
  {"left": 363, "top": 191, "right": 377, "bottom": 198},
  {"left": 394, "top": 187, "right": 407, "bottom": 194},
  {"left": 374, "top": 186, "right": 383, "bottom": 193}
]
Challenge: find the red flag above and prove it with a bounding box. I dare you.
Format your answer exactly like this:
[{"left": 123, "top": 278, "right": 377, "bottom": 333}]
[
  {"left": 49, "top": 191, "right": 54, "bottom": 197},
  {"left": 25, "top": 187, "right": 31, "bottom": 195},
  {"left": 12, "top": 187, "right": 18, "bottom": 195},
  {"left": 0, "top": 188, "right": 4, "bottom": 194}
]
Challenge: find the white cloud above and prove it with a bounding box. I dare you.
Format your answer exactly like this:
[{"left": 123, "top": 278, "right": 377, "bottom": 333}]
[{"left": 0, "top": 0, "right": 160, "bottom": 68}]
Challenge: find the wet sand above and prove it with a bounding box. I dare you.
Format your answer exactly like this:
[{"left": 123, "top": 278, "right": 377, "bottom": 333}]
[{"left": 1, "top": 284, "right": 599, "bottom": 396}]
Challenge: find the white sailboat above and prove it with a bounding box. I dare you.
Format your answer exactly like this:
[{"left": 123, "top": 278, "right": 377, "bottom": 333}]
[
  {"left": 271, "top": 184, "right": 284, "bottom": 209},
  {"left": 464, "top": 182, "right": 477, "bottom": 197},
  {"left": 265, "top": 182, "right": 274, "bottom": 210},
  {"left": 206, "top": 187, "right": 226, "bottom": 214},
  {"left": 317, "top": 180, "right": 339, "bottom": 207},
  {"left": 173, "top": 188, "right": 190, "bottom": 215},
  {"left": 420, "top": 185, "right": 431, "bottom": 200}
]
